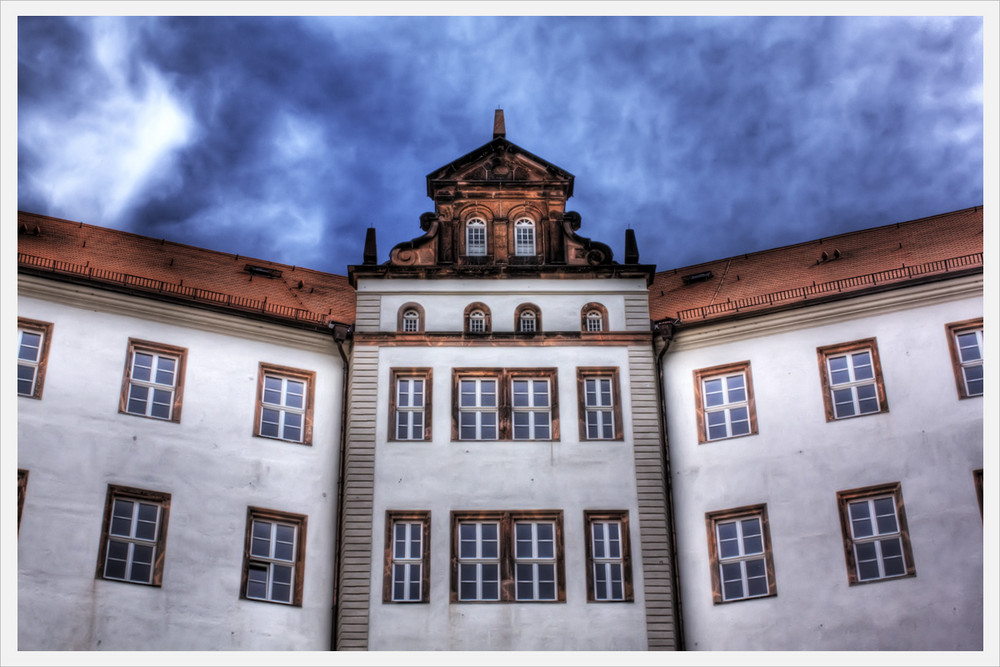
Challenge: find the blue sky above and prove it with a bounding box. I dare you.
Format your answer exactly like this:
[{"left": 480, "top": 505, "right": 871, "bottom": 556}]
[{"left": 15, "top": 13, "right": 985, "bottom": 274}]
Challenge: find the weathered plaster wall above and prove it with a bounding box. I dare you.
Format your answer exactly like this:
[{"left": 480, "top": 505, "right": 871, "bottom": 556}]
[
  {"left": 17, "top": 287, "right": 343, "bottom": 650},
  {"left": 663, "top": 283, "right": 983, "bottom": 650}
]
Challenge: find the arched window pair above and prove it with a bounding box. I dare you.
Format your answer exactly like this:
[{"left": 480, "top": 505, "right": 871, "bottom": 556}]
[{"left": 465, "top": 217, "right": 536, "bottom": 257}]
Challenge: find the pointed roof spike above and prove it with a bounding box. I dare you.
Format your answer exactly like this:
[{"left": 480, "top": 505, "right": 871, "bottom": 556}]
[
  {"left": 493, "top": 109, "right": 506, "bottom": 139},
  {"left": 363, "top": 227, "right": 378, "bottom": 265},
  {"left": 624, "top": 228, "right": 639, "bottom": 264}
]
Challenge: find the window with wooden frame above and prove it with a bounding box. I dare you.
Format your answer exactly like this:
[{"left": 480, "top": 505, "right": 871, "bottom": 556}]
[
  {"left": 254, "top": 363, "right": 315, "bottom": 445},
  {"left": 581, "top": 303, "right": 609, "bottom": 333},
  {"left": 390, "top": 368, "right": 432, "bottom": 441},
  {"left": 466, "top": 217, "right": 487, "bottom": 256},
  {"left": 514, "top": 218, "right": 536, "bottom": 256},
  {"left": 946, "top": 318, "right": 983, "bottom": 398},
  {"left": 17, "top": 318, "right": 53, "bottom": 399},
  {"left": 705, "top": 504, "right": 776, "bottom": 603},
  {"left": 96, "top": 485, "right": 171, "bottom": 586},
  {"left": 584, "top": 511, "right": 633, "bottom": 602},
  {"left": 694, "top": 361, "right": 758, "bottom": 443},
  {"left": 973, "top": 469, "right": 983, "bottom": 519},
  {"left": 241, "top": 507, "right": 307, "bottom": 606},
  {"left": 464, "top": 302, "right": 492, "bottom": 334},
  {"left": 515, "top": 303, "right": 542, "bottom": 334},
  {"left": 120, "top": 338, "right": 187, "bottom": 422},
  {"left": 397, "top": 303, "right": 425, "bottom": 333},
  {"left": 451, "top": 510, "right": 565, "bottom": 603},
  {"left": 836, "top": 482, "right": 915, "bottom": 585},
  {"left": 18, "top": 469, "right": 29, "bottom": 534},
  {"left": 383, "top": 511, "right": 431, "bottom": 603},
  {"left": 816, "top": 338, "right": 888, "bottom": 421},
  {"left": 576, "top": 367, "right": 623, "bottom": 441},
  {"left": 453, "top": 368, "right": 559, "bottom": 441}
]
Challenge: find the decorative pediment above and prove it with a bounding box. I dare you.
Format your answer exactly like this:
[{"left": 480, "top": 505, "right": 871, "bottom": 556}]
[{"left": 429, "top": 139, "right": 570, "bottom": 186}]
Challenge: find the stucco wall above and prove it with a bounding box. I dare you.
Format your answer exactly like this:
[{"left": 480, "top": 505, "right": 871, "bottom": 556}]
[
  {"left": 17, "top": 287, "right": 343, "bottom": 650},
  {"left": 662, "top": 283, "right": 983, "bottom": 650}
]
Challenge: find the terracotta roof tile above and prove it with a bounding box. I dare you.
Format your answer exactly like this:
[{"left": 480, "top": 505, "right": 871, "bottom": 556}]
[
  {"left": 17, "top": 211, "right": 355, "bottom": 329},
  {"left": 649, "top": 207, "right": 983, "bottom": 324}
]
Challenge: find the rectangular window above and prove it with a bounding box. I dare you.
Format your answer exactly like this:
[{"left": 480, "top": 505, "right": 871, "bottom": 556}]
[
  {"left": 694, "top": 361, "right": 758, "bottom": 442},
  {"left": 17, "top": 318, "right": 53, "bottom": 399},
  {"left": 383, "top": 511, "right": 430, "bottom": 602},
  {"left": 467, "top": 224, "right": 487, "bottom": 256},
  {"left": 451, "top": 510, "right": 565, "bottom": 603},
  {"left": 241, "top": 507, "right": 307, "bottom": 606},
  {"left": 18, "top": 469, "right": 29, "bottom": 533},
  {"left": 946, "top": 319, "right": 983, "bottom": 398},
  {"left": 576, "top": 368, "right": 623, "bottom": 441},
  {"left": 836, "top": 482, "right": 915, "bottom": 585},
  {"left": 390, "top": 369, "right": 432, "bottom": 441},
  {"left": 96, "top": 485, "right": 171, "bottom": 586},
  {"left": 585, "top": 511, "right": 633, "bottom": 602},
  {"left": 453, "top": 369, "right": 559, "bottom": 441},
  {"left": 120, "top": 339, "right": 187, "bottom": 422},
  {"left": 705, "top": 504, "right": 776, "bottom": 603},
  {"left": 817, "top": 338, "right": 888, "bottom": 421},
  {"left": 255, "top": 363, "right": 315, "bottom": 444}
]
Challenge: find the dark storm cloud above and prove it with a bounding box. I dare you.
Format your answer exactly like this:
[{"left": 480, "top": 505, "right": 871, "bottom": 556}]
[{"left": 17, "top": 15, "right": 983, "bottom": 274}]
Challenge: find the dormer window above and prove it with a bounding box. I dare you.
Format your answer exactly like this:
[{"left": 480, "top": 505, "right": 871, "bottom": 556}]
[
  {"left": 466, "top": 218, "right": 487, "bottom": 256},
  {"left": 402, "top": 310, "right": 420, "bottom": 333},
  {"left": 469, "top": 310, "right": 487, "bottom": 333},
  {"left": 519, "top": 310, "right": 537, "bottom": 333},
  {"left": 514, "top": 218, "right": 535, "bottom": 256}
]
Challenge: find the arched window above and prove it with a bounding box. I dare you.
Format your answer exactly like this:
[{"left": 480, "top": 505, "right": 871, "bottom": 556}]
[
  {"left": 397, "top": 303, "right": 425, "bottom": 333},
  {"left": 466, "top": 218, "right": 487, "bottom": 256},
  {"left": 464, "top": 303, "right": 492, "bottom": 334},
  {"left": 581, "top": 303, "right": 609, "bottom": 332},
  {"left": 514, "top": 218, "right": 535, "bottom": 256},
  {"left": 515, "top": 303, "right": 542, "bottom": 334}
]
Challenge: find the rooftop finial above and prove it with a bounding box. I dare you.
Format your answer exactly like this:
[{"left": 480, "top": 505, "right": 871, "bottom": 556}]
[{"left": 493, "top": 109, "right": 506, "bottom": 139}]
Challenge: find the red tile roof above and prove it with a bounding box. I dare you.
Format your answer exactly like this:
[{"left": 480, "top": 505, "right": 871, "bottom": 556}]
[
  {"left": 17, "top": 211, "right": 355, "bottom": 329},
  {"left": 649, "top": 206, "right": 983, "bottom": 325}
]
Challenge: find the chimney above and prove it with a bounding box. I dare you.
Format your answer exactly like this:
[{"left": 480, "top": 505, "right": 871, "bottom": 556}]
[
  {"left": 363, "top": 227, "right": 378, "bottom": 265},
  {"left": 624, "top": 228, "right": 639, "bottom": 264},
  {"left": 493, "top": 109, "right": 506, "bottom": 139}
]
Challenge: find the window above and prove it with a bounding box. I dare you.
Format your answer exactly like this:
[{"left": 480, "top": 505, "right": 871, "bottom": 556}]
[
  {"left": 464, "top": 302, "right": 492, "bottom": 334},
  {"left": 585, "top": 511, "right": 633, "bottom": 602},
  {"left": 466, "top": 218, "right": 487, "bottom": 256},
  {"left": 242, "top": 507, "right": 307, "bottom": 606},
  {"left": 816, "top": 338, "right": 888, "bottom": 421},
  {"left": 453, "top": 368, "right": 559, "bottom": 441},
  {"left": 390, "top": 368, "right": 432, "bottom": 441},
  {"left": 120, "top": 339, "right": 187, "bottom": 422},
  {"left": 836, "top": 482, "right": 915, "bottom": 585},
  {"left": 705, "top": 504, "right": 776, "bottom": 603},
  {"left": 577, "top": 368, "right": 623, "bottom": 441},
  {"left": 18, "top": 469, "right": 28, "bottom": 534},
  {"left": 96, "top": 485, "right": 171, "bottom": 586},
  {"left": 694, "top": 361, "right": 758, "bottom": 443},
  {"left": 514, "top": 218, "right": 536, "bottom": 256},
  {"left": 383, "top": 511, "right": 430, "bottom": 602},
  {"left": 451, "top": 510, "right": 565, "bottom": 603},
  {"left": 581, "top": 303, "right": 608, "bottom": 332},
  {"left": 515, "top": 304, "right": 542, "bottom": 334},
  {"left": 397, "top": 303, "right": 425, "bottom": 333},
  {"left": 254, "top": 363, "right": 315, "bottom": 444},
  {"left": 946, "top": 319, "right": 983, "bottom": 398},
  {"left": 17, "top": 318, "right": 53, "bottom": 399}
]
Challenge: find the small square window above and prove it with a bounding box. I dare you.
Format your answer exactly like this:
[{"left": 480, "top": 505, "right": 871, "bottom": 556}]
[
  {"left": 255, "top": 363, "right": 315, "bottom": 444},
  {"left": 96, "top": 485, "right": 171, "bottom": 586},
  {"left": 694, "top": 361, "right": 758, "bottom": 443},
  {"left": 390, "top": 368, "right": 432, "bottom": 441},
  {"left": 384, "top": 511, "right": 430, "bottom": 602},
  {"left": 816, "top": 338, "right": 888, "bottom": 421},
  {"left": 946, "top": 319, "right": 983, "bottom": 398},
  {"left": 120, "top": 339, "right": 187, "bottom": 422},
  {"left": 705, "top": 504, "right": 776, "bottom": 603},
  {"left": 836, "top": 482, "right": 915, "bottom": 585},
  {"left": 241, "top": 507, "right": 307, "bottom": 606},
  {"left": 17, "top": 318, "right": 54, "bottom": 399},
  {"left": 585, "top": 511, "right": 633, "bottom": 602}
]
